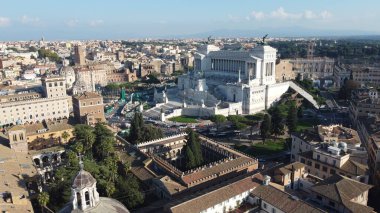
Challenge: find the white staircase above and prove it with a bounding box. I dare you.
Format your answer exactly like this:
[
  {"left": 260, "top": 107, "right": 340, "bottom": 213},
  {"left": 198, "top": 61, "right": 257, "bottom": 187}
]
[{"left": 288, "top": 81, "right": 319, "bottom": 109}]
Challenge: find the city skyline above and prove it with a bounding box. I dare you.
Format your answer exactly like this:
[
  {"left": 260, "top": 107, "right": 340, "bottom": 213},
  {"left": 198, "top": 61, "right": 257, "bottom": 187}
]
[{"left": 1, "top": 0, "right": 380, "bottom": 40}]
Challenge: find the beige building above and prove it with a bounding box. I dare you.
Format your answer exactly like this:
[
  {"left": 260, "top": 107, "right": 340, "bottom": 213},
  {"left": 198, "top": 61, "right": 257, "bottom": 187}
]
[
  {"left": 291, "top": 125, "right": 362, "bottom": 161},
  {"left": 351, "top": 65, "right": 380, "bottom": 86},
  {"left": 273, "top": 162, "right": 306, "bottom": 190},
  {"left": 310, "top": 175, "right": 373, "bottom": 213},
  {"left": 298, "top": 146, "right": 369, "bottom": 183},
  {"left": 8, "top": 119, "right": 74, "bottom": 151},
  {"left": 0, "top": 76, "right": 70, "bottom": 126},
  {"left": 74, "top": 45, "right": 86, "bottom": 66},
  {"left": 289, "top": 57, "right": 335, "bottom": 79},
  {"left": 73, "top": 64, "right": 108, "bottom": 93},
  {"left": 275, "top": 59, "right": 296, "bottom": 82},
  {"left": 73, "top": 92, "right": 105, "bottom": 125}
]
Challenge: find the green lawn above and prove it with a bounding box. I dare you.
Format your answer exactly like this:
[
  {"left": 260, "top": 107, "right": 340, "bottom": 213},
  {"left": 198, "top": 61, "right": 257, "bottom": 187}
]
[
  {"left": 234, "top": 139, "right": 286, "bottom": 157},
  {"left": 296, "top": 119, "right": 319, "bottom": 132},
  {"left": 168, "top": 116, "right": 198, "bottom": 123}
]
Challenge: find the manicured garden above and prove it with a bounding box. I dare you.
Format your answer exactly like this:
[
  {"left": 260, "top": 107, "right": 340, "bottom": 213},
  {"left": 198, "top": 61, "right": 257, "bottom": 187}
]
[
  {"left": 234, "top": 139, "right": 287, "bottom": 157},
  {"left": 168, "top": 116, "right": 198, "bottom": 123}
]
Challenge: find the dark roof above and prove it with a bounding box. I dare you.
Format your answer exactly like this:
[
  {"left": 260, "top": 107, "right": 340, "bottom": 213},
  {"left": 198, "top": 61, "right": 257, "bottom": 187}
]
[
  {"left": 340, "top": 160, "right": 368, "bottom": 176},
  {"left": 251, "top": 185, "right": 325, "bottom": 213},
  {"left": 311, "top": 175, "right": 373, "bottom": 213},
  {"left": 72, "top": 170, "right": 96, "bottom": 190}
]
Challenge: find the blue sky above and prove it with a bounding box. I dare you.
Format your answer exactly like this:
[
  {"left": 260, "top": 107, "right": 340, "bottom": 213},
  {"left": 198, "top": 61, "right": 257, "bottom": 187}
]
[{"left": 0, "top": 0, "right": 379, "bottom": 40}]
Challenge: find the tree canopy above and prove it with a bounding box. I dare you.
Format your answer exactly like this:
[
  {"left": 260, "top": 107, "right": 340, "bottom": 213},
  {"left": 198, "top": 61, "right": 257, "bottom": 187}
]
[
  {"left": 38, "top": 48, "right": 60, "bottom": 62},
  {"left": 128, "top": 112, "right": 163, "bottom": 144},
  {"left": 47, "top": 123, "right": 144, "bottom": 211},
  {"left": 184, "top": 129, "right": 203, "bottom": 169},
  {"left": 260, "top": 114, "right": 272, "bottom": 142}
]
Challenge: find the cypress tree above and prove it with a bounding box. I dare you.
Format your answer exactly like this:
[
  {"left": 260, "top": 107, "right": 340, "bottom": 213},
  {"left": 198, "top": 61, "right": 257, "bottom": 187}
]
[
  {"left": 185, "top": 146, "right": 196, "bottom": 169},
  {"left": 260, "top": 114, "right": 272, "bottom": 142},
  {"left": 287, "top": 102, "right": 298, "bottom": 134}
]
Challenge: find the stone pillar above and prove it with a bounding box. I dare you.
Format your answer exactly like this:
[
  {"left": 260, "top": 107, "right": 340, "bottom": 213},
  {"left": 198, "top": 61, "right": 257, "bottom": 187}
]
[{"left": 81, "top": 191, "right": 86, "bottom": 210}]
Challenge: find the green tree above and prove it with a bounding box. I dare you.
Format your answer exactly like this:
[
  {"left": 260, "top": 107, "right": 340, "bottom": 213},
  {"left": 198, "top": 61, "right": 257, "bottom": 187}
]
[
  {"left": 210, "top": 115, "right": 227, "bottom": 132},
  {"left": 287, "top": 102, "right": 298, "bottom": 134},
  {"left": 129, "top": 112, "right": 143, "bottom": 144},
  {"left": 141, "top": 124, "right": 164, "bottom": 142},
  {"left": 271, "top": 106, "right": 285, "bottom": 137},
  {"left": 61, "top": 131, "right": 70, "bottom": 143},
  {"left": 297, "top": 106, "right": 304, "bottom": 118},
  {"left": 260, "top": 114, "right": 272, "bottom": 142},
  {"left": 187, "top": 130, "right": 203, "bottom": 166},
  {"left": 185, "top": 145, "right": 196, "bottom": 169},
  {"left": 338, "top": 80, "right": 360, "bottom": 100},
  {"left": 93, "top": 123, "right": 115, "bottom": 160},
  {"left": 72, "top": 142, "right": 84, "bottom": 155},
  {"left": 74, "top": 125, "right": 96, "bottom": 154},
  {"left": 37, "top": 192, "right": 50, "bottom": 213},
  {"left": 129, "top": 113, "right": 163, "bottom": 144},
  {"left": 115, "top": 175, "right": 144, "bottom": 208}
]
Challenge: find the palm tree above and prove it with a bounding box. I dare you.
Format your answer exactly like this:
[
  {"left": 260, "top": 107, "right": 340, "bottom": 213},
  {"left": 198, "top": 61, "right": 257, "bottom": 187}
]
[
  {"left": 61, "top": 131, "right": 70, "bottom": 144},
  {"left": 37, "top": 192, "right": 49, "bottom": 213}
]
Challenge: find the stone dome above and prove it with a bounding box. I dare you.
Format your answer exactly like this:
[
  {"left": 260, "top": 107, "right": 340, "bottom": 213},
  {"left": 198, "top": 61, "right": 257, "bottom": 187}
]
[
  {"left": 59, "top": 197, "right": 130, "bottom": 213},
  {"left": 72, "top": 170, "right": 96, "bottom": 190},
  {"left": 59, "top": 66, "right": 75, "bottom": 76}
]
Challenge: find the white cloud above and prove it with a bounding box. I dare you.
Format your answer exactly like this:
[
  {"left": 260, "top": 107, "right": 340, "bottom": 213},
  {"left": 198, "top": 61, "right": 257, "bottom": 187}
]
[
  {"left": 66, "top": 19, "right": 79, "bottom": 27},
  {"left": 89, "top": 19, "right": 104, "bottom": 27},
  {"left": 271, "top": 7, "right": 302, "bottom": 19},
  {"left": 228, "top": 14, "right": 241, "bottom": 22},
  {"left": 0, "top": 17, "right": 10, "bottom": 27},
  {"left": 320, "top": 10, "right": 332, "bottom": 19},
  {"left": 247, "top": 11, "right": 265, "bottom": 20},
  {"left": 246, "top": 7, "right": 332, "bottom": 21},
  {"left": 20, "top": 15, "right": 41, "bottom": 26},
  {"left": 304, "top": 10, "right": 317, "bottom": 19}
]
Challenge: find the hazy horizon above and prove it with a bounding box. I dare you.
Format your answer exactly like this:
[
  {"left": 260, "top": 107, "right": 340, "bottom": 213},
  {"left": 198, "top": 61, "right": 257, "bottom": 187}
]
[{"left": 1, "top": 0, "right": 380, "bottom": 41}]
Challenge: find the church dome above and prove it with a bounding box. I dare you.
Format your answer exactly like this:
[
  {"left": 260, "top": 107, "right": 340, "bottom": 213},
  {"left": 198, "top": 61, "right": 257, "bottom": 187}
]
[
  {"left": 58, "top": 161, "right": 130, "bottom": 213},
  {"left": 72, "top": 170, "right": 96, "bottom": 190},
  {"left": 59, "top": 66, "right": 75, "bottom": 76}
]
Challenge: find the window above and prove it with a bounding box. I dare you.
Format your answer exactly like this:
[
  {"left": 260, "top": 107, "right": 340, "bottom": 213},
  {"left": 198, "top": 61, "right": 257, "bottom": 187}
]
[
  {"left": 263, "top": 203, "right": 267, "bottom": 209},
  {"left": 315, "top": 163, "right": 320, "bottom": 169},
  {"left": 328, "top": 201, "right": 335, "bottom": 207},
  {"left": 272, "top": 208, "right": 276, "bottom": 213},
  {"left": 360, "top": 177, "right": 366, "bottom": 183},
  {"left": 307, "top": 161, "right": 312, "bottom": 166},
  {"left": 330, "top": 169, "right": 336, "bottom": 175},
  {"left": 322, "top": 166, "right": 327, "bottom": 172},
  {"left": 316, "top": 154, "right": 320, "bottom": 160}
]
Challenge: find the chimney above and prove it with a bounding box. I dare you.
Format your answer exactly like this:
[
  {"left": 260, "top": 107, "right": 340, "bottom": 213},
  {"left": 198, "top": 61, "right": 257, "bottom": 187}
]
[
  {"left": 263, "top": 175, "right": 271, "bottom": 186},
  {"left": 291, "top": 165, "right": 295, "bottom": 189}
]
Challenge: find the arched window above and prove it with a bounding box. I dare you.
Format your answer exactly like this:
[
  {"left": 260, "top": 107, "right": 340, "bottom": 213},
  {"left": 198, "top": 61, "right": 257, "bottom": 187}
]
[
  {"left": 85, "top": 191, "right": 90, "bottom": 206},
  {"left": 76, "top": 192, "right": 82, "bottom": 208}
]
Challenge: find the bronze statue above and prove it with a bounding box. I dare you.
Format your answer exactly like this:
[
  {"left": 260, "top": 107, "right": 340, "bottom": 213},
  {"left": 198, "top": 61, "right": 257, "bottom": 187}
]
[{"left": 261, "top": 34, "right": 269, "bottom": 44}]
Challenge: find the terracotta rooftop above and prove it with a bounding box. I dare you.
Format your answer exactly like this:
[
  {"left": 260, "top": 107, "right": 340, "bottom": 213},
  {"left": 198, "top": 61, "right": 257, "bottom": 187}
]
[
  {"left": 311, "top": 175, "right": 373, "bottom": 213},
  {"left": 169, "top": 174, "right": 263, "bottom": 213},
  {"left": 251, "top": 184, "right": 325, "bottom": 213},
  {"left": 275, "top": 162, "right": 306, "bottom": 175},
  {"left": 181, "top": 156, "right": 255, "bottom": 185},
  {"left": 74, "top": 91, "right": 102, "bottom": 100}
]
